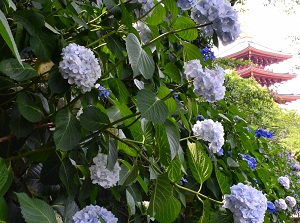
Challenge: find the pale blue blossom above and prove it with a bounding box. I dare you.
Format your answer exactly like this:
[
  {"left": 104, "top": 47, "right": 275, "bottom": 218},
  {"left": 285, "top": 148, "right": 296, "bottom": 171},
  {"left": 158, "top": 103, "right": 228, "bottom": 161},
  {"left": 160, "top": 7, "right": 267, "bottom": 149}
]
[
  {"left": 192, "top": 119, "right": 224, "bottom": 153},
  {"left": 59, "top": 43, "right": 101, "bottom": 93},
  {"left": 224, "top": 183, "right": 267, "bottom": 223},
  {"left": 132, "top": 0, "right": 155, "bottom": 18},
  {"left": 89, "top": 153, "right": 121, "bottom": 188},
  {"left": 278, "top": 176, "right": 290, "bottom": 189},
  {"left": 286, "top": 196, "right": 297, "bottom": 208},
  {"left": 176, "top": 0, "right": 197, "bottom": 10},
  {"left": 191, "top": 0, "right": 241, "bottom": 45},
  {"left": 72, "top": 205, "right": 118, "bottom": 223},
  {"left": 184, "top": 60, "right": 225, "bottom": 102},
  {"left": 275, "top": 199, "right": 287, "bottom": 211}
]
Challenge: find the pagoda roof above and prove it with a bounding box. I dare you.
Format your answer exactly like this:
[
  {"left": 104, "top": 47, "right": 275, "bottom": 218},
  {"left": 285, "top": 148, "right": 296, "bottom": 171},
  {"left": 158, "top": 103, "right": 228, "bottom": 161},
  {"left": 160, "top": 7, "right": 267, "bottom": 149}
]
[
  {"left": 274, "top": 93, "right": 300, "bottom": 104},
  {"left": 218, "top": 39, "right": 293, "bottom": 63},
  {"left": 238, "top": 66, "right": 297, "bottom": 80}
]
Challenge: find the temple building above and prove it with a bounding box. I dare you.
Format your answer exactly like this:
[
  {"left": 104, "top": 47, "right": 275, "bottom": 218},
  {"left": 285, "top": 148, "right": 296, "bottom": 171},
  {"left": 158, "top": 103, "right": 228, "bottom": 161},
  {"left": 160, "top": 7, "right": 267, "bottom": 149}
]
[{"left": 218, "top": 38, "right": 300, "bottom": 104}]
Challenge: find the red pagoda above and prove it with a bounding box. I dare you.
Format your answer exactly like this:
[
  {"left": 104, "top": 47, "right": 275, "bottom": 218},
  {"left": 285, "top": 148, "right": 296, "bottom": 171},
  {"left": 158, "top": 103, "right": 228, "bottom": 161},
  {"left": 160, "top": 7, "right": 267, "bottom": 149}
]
[{"left": 219, "top": 39, "right": 300, "bottom": 104}]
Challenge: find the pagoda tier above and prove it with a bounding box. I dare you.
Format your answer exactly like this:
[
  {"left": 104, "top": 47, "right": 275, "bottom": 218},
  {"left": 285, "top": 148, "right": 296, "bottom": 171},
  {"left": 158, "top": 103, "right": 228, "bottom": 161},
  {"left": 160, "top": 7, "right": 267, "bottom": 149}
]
[
  {"left": 274, "top": 94, "right": 300, "bottom": 104},
  {"left": 238, "top": 65, "right": 297, "bottom": 87}
]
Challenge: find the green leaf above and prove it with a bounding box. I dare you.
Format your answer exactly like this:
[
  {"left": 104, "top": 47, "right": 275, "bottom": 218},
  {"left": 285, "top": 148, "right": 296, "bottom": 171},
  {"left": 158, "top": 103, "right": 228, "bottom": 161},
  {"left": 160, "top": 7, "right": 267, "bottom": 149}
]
[
  {"left": 212, "top": 209, "right": 233, "bottom": 223},
  {"left": 199, "top": 200, "right": 211, "bottom": 223},
  {"left": 126, "top": 33, "right": 155, "bottom": 79},
  {"left": 215, "top": 168, "right": 231, "bottom": 195},
  {"left": 16, "top": 192, "right": 57, "bottom": 223},
  {"left": 163, "top": 62, "right": 181, "bottom": 84},
  {"left": 0, "top": 158, "right": 13, "bottom": 197},
  {"left": 0, "top": 197, "right": 8, "bottom": 222},
  {"left": 173, "top": 16, "right": 198, "bottom": 41},
  {"left": 79, "top": 106, "right": 110, "bottom": 131},
  {"left": 167, "top": 155, "right": 182, "bottom": 183},
  {"left": 187, "top": 141, "right": 213, "bottom": 184},
  {"left": 107, "top": 139, "right": 118, "bottom": 171},
  {"left": 54, "top": 109, "right": 81, "bottom": 151},
  {"left": 126, "top": 190, "right": 136, "bottom": 216},
  {"left": 146, "top": 4, "right": 166, "bottom": 25},
  {"left": 0, "top": 59, "right": 37, "bottom": 81},
  {"left": 157, "top": 86, "right": 177, "bottom": 115},
  {"left": 164, "top": 0, "right": 179, "bottom": 21},
  {"left": 14, "top": 10, "right": 45, "bottom": 36},
  {"left": 17, "top": 92, "right": 45, "bottom": 123},
  {"left": 227, "top": 157, "right": 239, "bottom": 167},
  {"left": 147, "top": 173, "right": 173, "bottom": 217},
  {"left": 59, "top": 158, "right": 77, "bottom": 198},
  {"left": 48, "top": 69, "right": 69, "bottom": 95},
  {"left": 165, "top": 120, "right": 180, "bottom": 160},
  {"left": 154, "top": 124, "right": 171, "bottom": 166},
  {"left": 108, "top": 78, "right": 130, "bottom": 104},
  {"left": 104, "top": 0, "right": 121, "bottom": 15},
  {"left": 182, "top": 42, "right": 203, "bottom": 61},
  {"left": 0, "top": 10, "right": 22, "bottom": 64},
  {"left": 30, "top": 32, "right": 56, "bottom": 61},
  {"left": 155, "top": 196, "right": 181, "bottom": 223},
  {"left": 137, "top": 89, "right": 168, "bottom": 123},
  {"left": 9, "top": 105, "right": 33, "bottom": 138},
  {"left": 106, "top": 34, "right": 126, "bottom": 59}
]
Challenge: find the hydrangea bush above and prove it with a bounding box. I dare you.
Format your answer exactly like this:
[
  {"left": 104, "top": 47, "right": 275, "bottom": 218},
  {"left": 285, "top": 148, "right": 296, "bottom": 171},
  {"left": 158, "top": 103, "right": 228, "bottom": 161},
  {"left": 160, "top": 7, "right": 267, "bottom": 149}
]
[{"left": 0, "top": 0, "right": 299, "bottom": 223}]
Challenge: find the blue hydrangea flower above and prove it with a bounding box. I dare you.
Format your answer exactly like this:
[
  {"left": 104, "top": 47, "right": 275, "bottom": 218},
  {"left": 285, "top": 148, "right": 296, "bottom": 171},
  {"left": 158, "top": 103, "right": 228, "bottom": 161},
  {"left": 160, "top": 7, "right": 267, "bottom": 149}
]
[
  {"left": 223, "top": 183, "right": 267, "bottom": 222},
  {"left": 240, "top": 154, "right": 257, "bottom": 170},
  {"left": 217, "top": 148, "right": 224, "bottom": 156},
  {"left": 292, "top": 163, "right": 300, "bottom": 171},
  {"left": 253, "top": 178, "right": 258, "bottom": 184},
  {"left": 176, "top": 0, "right": 197, "bottom": 10},
  {"left": 275, "top": 199, "right": 287, "bottom": 211},
  {"left": 170, "top": 89, "right": 179, "bottom": 99},
  {"left": 191, "top": 0, "right": 241, "bottom": 46},
  {"left": 59, "top": 43, "right": 101, "bottom": 93},
  {"left": 96, "top": 84, "right": 110, "bottom": 98},
  {"left": 184, "top": 60, "right": 225, "bottom": 102},
  {"left": 254, "top": 128, "right": 273, "bottom": 139},
  {"left": 197, "top": 115, "right": 205, "bottom": 121},
  {"left": 200, "top": 47, "right": 215, "bottom": 61},
  {"left": 72, "top": 205, "right": 118, "bottom": 223},
  {"left": 267, "top": 201, "right": 277, "bottom": 214},
  {"left": 181, "top": 177, "right": 188, "bottom": 183},
  {"left": 132, "top": 0, "right": 155, "bottom": 18},
  {"left": 192, "top": 119, "right": 224, "bottom": 153},
  {"left": 245, "top": 127, "right": 251, "bottom": 132},
  {"left": 278, "top": 176, "right": 290, "bottom": 189},
  {"left": 286, "top": 196, "right": 297, "bottom": 208}
]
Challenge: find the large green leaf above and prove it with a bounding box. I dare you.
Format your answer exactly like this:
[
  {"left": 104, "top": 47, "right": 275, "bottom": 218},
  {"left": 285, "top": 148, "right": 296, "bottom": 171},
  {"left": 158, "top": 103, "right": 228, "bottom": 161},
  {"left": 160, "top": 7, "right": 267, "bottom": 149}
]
[
  {"left": 162, "top": 62, "right": 181, "bottom": 84},
  {"left": 0, "top": 10, "right": 22, "bottom": 64},
  {"left": 0, "top": 197, "right": 8, "bottom": 222},
  {"left": 211, "top": 209, "right": 234, "bottom": 223},
  {"left": 137, "top": 89, "right": 168, "bottom": 124},
  {"left": 16, "top": 193, "right": 57, "bottom": 223},
  {"left": 147, "top": 174, "right": 173, "bottom": 217},
  {"left": 30, "top": 32, "right": 56, "bottom": 61},
  {"left": 48, "top": 69, "right": 69, "bottom": 95},
  {"left": 106, "top": 34, "right": 126, "bottom": 59},
  {"left": 182, "top": 42, "right": 203, "bottom": 61},
  {"left": 155, "top": 196, "right": 181, "bottom": 223},
  {"left": 17, "top": 92, "right": 45, "bottom": 123},
  {"left": 0, "top": 158, "right": 13, "bottom": 197},
  {"left": 126, "top": 33, "right": 155, "bottom": 79},
  {"left": 14, "top": 10, "right": 45, "bottom": 36},
  {"left": 164, "top": 0, "right": 179, "bottom": 21},
  {"left": 0, "top": 59, "right": 37, "bottom": 81},
  {"left": 199, "top": 200, "right": 211, "bottom": 223},
  {"left": 108, "top": 78, "right": 130, "bottom": 104},
  {"left": 9, "top": 105, "right": 33, "bottom": 138},
  {"left": 165, "top": 120, "right": 180, "bottom": 159},
  {"left": 79, "top": 106, "right": 110, "bottom": 131},
  {"left": 187, "top": 141, "right": 212, "bottom": 185},
  {"left": 54, "top": 109, "right": 81, "bottom": 151},
  {"left": 166, "top": 155, "right": 182, "bottom": 183},
  {"left": 157, "top": 86, "right": 177, "bottom": 115},
  {"left": 59, "top": 158, "right": 77, "bottom": 198},
  {"left": 173, "top": 16, "right": 198, "bottom": 41},
  {"left": 154, "top": 124, "right": 171, "bottom": 166},
  {"left": 215, "top": 168, "right": 231, "bottom": 195},
  {"left": 146, "top": 4, "right": 166, "bottom": 25}
]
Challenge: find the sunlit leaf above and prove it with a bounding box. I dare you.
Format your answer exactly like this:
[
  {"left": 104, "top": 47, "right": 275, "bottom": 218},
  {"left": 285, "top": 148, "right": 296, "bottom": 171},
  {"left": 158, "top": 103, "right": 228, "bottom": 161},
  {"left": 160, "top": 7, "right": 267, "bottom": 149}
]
[
  {"left": 0, "top": 59, "right": 37, "bottom": 81},
  {"left": 155, "top": 196, "right": 181, "bottom": 223}
]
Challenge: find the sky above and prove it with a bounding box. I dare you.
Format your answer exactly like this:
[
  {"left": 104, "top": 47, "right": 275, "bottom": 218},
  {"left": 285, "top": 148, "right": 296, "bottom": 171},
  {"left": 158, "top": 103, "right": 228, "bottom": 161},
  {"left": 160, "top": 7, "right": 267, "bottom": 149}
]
[{"left": 218, "top": 0, "right": 300, "bottom": 112}]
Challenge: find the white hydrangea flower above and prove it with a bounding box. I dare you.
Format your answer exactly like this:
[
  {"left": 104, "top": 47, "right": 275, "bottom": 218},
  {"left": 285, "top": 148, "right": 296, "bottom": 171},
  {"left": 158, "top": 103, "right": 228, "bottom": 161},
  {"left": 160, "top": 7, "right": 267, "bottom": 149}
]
[
  {"left": 278, "top": 176, "right": 290, "bottom": 189},
  {"left": 224, "top": 183, "right": 267, "bottom": 223},
  {"left": 59, "top": 43, "right": 101, "bottom": 93},
  {"left": 142, "top": 201, "right": 150, "bottom": 209},
  {"left": 176, "top": 0, "right": 197, "bottom": 10},
  {"left": 89, "top": 153, "right": 121, "bottom": 188},
  {"left": 192, "top": 119, "right": 224, "bottom": 153},
  {"left": 184, "top": 60, "right": 225, "bottom": 102},
  {"left": 286, "top": 196, "right": 297, "bottom": 208},
  {"left": 191, "top": 0, "right": 241, "bottom": 45},
  {"left": 72, "top": 205, "right": 118, "bottom": 223},
  {"left": 275, "top": 199, "right": 288, "bottom": 211}
]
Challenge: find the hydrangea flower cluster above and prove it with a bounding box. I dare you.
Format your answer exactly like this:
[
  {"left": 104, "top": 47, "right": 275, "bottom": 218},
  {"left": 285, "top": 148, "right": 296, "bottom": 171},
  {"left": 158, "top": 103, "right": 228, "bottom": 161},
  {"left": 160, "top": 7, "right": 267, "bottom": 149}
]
[
  {"left": 275, "top": 199, "right": 288, "bottom": 211},
  {"left": 89, "top": 153, "right": 121, "bottom": 188},
  {"left": 286, "top": 196, "right": 297, "bottom": 208},
  {"left": 133, "top": 21, "right": 152, "bottom": 45},
  {"left": 72, "top": 205, "right": 118, "bottom": 223},
  {"left": 190, "top": 0, "right": 241, "bottom": 46},
  {"left": 176, "top": 0, "right": 197, "bottom": 11},
  {"left": 192, "top": 119, "right": 224, "bottom": 153},
  {"left": 278, "top": 176, "right": 290, "bottom": 189},
  {"left": 223, "top": 183, "right": 267, "bottom": 223},
  {"left": 132, "top": 0, "right": 155, "bottom": 17},
  {"left": 267, "top": 201, "right": 277, "bottom": 214},
  {"left": 184, "top": 60, "right": 225, "bottom": 102},
  {"left": 240, "top": 154, "right": 257, "bottom": 170},
  {"left": 200, "top": 47, "right": 215, "bottom": 61},
  {"left": 292, "top": 163, "right": 300, "bottom": 171},
  {"left": 254, "top": 128, "right": 273, "bottom": 139},
  {"left": 59, "top": 43, "right": 101, "bottom": 93},
  {"left": 95, "top": 84, "right": 110, "bottom": 98}
]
